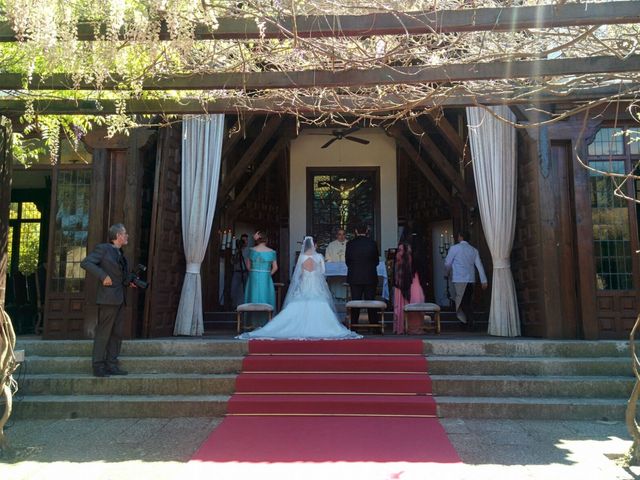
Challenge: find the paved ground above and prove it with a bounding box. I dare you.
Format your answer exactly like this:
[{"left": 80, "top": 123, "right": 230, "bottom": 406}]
[{"left": 1, "top": 416, "right": 637, "bottom": 480}]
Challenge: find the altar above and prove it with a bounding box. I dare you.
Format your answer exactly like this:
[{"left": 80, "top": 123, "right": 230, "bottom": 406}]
[{"left": 324, "top": 261, "right": 389, "bottom": 301}]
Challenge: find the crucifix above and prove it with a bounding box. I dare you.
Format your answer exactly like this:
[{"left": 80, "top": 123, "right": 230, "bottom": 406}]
[{"left": 321, "top": 179, "right": 366, "bottom": 230}]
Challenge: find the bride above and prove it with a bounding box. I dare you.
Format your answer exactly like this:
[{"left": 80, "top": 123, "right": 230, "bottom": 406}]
[{"left": 237, "top": 236, "right": 362, "bottom": 340}]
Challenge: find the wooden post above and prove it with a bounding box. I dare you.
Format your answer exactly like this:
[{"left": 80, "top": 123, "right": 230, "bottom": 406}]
[
  {"left": 0, "top": 116, "right": 16, "bottom": 450},
  {"left": 0, "top": 119, "right": 11, "bottom": 307}
]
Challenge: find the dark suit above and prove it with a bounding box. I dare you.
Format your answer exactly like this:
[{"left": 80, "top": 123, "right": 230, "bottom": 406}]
[
  {"left": 81, "top": 243, "right": 129, "bottom": 371},
  {"left": 345, "top": 235, "right": 380, "bottom": 323}
]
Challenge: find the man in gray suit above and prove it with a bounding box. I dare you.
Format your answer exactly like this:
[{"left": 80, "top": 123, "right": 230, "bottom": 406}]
[{"left": 81, "top": 223, "right": 133, "bottom": 377}]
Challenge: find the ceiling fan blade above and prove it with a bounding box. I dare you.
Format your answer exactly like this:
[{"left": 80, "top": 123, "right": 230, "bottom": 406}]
[
  {"left": 345, "top": 136, "right": 370, "bottom": 145},
  {"left": 342, "top": 126, "right": 360, "bottom": 136},
  {"left": 321, "top": 137, "right": 338, "bottom": 149}
]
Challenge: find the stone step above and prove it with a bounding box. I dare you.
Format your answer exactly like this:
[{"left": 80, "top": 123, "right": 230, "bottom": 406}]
[
  {"left": 16, "top": 339, "right": 248, "bottom": 357},
  {"left": 23, "top": 356, "right": 244, "bottom": 374},
  {"left": 21, "top": 354, "right": 629, "bottom": 376},
  {"left": 20, "top": 373, "right": 237, "bottom": 396},
  {"left": 434, "top": 396, "right": 627, "bottom": 420},
  {"left": 11, "top": 393, "right": 627, "bottom": 420},
  {"left": 12, "top": 394, "right": 230, "bottom": 419},
  {"left": 15, "top": 338, "right": 634, "bottom": 358},
  {"left": 18, "top": 373, "right": 632, "bottom": 399},
  {"left": 427, "top": 356, "right": 631, "bottom": 376},
  {"left": 430, "top": 375, "right": 633, "bottom": 398},
  {"left": 424, "top": 339, "right": 633, "bottom": 357}
]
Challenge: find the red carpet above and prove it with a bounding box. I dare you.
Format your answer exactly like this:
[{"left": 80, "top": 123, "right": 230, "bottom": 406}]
[
  {"left": 192, "top": 339, "right": 460, "bottom": 463},
  {"left": 192, "top": 416, "right": 460, "bottom": 462}
]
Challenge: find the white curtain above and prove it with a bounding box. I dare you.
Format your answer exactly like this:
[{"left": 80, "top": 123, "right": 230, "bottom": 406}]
[
  {"left": 174, "top": 114, "right": 225, "bottom": 336},
  {"left": 466, "top": 105, "right": 521, "bottom": 337}
]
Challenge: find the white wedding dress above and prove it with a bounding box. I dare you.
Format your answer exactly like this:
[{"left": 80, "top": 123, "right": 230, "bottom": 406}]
[{"left": 238, "top": 237, "right": 361, "bottom": 340}]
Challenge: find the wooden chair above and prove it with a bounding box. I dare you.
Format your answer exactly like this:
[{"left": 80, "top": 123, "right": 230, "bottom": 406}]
[
  {"left": 236, "top": 303, "right": 274, "bottom": 333},
  {"left": 403, "top": 303, "right": 441, "bottom": 334},
  {"left": 346, "top": 300, "right": 388, "bottom": 335},
  {"left": 273, "top": 282, "right": 285, "bottom": 312}
]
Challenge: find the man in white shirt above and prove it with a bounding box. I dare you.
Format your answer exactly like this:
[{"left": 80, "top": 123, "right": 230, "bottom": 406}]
[
  {"left": 325, "top": 229, "right": 347, "bottom": 263},
  {"left": 444, "top": 230, "right": 488, "bottom": 330}
]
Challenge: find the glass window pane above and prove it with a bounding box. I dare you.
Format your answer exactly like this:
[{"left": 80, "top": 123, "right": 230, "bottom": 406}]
[
  {"left": 51, "top": 170, "right": 91, "bottom": 293},
  {"left": 628, "top": 129, "right": 639, "bottom": 156},
  {"left": 18, "top": 222, "right": 40, "bottom": 275},
  {"left": 590, "top": 160, "right": 634, "bottom": 291},
  {"left": 589, "top": 160, "right": 626, "bottom": 176},
  {"left": 588, "top": 127, "right": 625, "bottom": 156},
  {"left": 310, "top": 171, "right": 375, "bottom": 253},
  {"left": 9, "top": 202, "right": 18, "bottom": 219},
  {"left": 20, "top": 202, "right": 41, "bottom": 220}
]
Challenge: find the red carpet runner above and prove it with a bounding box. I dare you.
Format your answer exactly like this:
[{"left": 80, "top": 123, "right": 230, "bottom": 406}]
[{"left": 192, "top": 339, "right": 460, "bottom": 463}]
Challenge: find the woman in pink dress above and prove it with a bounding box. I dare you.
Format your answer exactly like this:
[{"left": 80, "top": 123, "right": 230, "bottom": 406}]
[{"left": 393, "top": 237, "right": 428, "bottom": 334}]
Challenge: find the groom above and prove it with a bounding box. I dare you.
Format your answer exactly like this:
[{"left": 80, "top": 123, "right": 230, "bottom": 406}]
[{"left": 345, "top": 224, "right": 380, "bottom": 325}]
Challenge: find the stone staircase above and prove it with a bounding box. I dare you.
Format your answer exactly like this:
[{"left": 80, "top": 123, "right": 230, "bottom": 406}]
[{"left": 11, "top": 338, "right": 633, "bottom": 420}]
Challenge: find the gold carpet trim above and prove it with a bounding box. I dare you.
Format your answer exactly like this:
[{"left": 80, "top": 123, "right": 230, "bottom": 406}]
[
  {"left": 234, "top": 392, "right": 433, "bottom": 396},
  {"left": 250, "top": 353, "right": 425, "bottom": 357},
  {"left": 227, "top": 413, "right": 437, "bottom": 418},
  {"left": 242, "top": 371, "right": 428, "bottom": 375}
]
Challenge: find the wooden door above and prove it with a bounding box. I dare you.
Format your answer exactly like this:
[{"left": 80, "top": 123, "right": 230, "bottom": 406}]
[
  {"left": 43, "top": 166, "right": 93, "bottom": 339},
  {"left": 551, "top": 142, "right": 580, "bottom": 338},
  {"left": 579, "top": 126, "right": 640, "bottom": 338},
  {"left": 143, "top": 125, "right": 185, "bottom": 337}
]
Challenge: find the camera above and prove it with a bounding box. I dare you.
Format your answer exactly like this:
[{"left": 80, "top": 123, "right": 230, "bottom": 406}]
[{"left": 128, "top": 264, "right": 149, "bottom": 289}]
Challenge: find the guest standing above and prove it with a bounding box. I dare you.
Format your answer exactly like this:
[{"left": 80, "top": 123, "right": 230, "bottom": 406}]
[
  {"left": 444, "top": 230, "right": 488, "bottom": 330},
  {"left": 345, "top": 224, "right": 380, "bottom": 325},
  {"left": 244, "top": 230, "right": 278, "bottom": 328},
  {"left": 393, "top": 236, "right": 428, "bottom": 334},
  {"left": 80, "top": 223, "right": 133, "bottom": 377}
]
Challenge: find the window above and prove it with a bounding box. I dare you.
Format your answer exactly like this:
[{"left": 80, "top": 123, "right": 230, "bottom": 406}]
[
  {"left": 308, "top": 169, "right": 377, "bottom": 252},
  {"left": 8, "top": 201, "right": 42, "bottom": 275},
  {"left": 588, "top": 126, "right": 638, "bottom": 290},
  {"left": 50, "top": 170, "right": 92, "bottom": 293}
]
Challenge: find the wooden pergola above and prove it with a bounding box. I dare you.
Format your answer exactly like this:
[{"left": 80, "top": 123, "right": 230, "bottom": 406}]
[
  {"left": 0, "top": 2, "right": 636, "bottom": 116},
  {"left": 1, "top": 1, "right": 639, "bottom": 309}
]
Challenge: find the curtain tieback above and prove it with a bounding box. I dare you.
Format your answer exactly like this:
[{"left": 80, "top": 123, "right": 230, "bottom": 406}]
[
  {"left": 186, "top": 263, "right": 201, "bottom": 274},
  {"left": 493, "top": 259, "right": 511, "bottom": 269}
]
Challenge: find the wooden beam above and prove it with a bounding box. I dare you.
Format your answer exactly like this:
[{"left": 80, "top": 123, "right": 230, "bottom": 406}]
[
  {"left": 388, "top": 125, "right": 452, "bottom": 205},
  {"left": 3, "top": 55, "right": 640, "bottom": 91},
  {"left": 424, "top": 110, "right": 465, "bottom": 158},
  {"left": 0, "top": 3, "right": 638, "bottom": 41},
  {"left": 0, "top": 84, "right": 638, "bottom": 115},
  {"left": 406, "top": 119, "right": 474, "bottom": 208},
  {"left": 227, "top": 135, "right": 291, "bottom": 217},
  {"left": 509, "top": 105, "right": 531, "bottom": 122},
  {"left": 217, "top": 116, "right": 283, "bottom": 205},
  {"left": 221, "top": 115, "right": 255, "bottom": 160}
]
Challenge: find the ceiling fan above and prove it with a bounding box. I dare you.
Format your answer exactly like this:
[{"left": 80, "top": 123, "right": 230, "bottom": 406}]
[{"left": 308, "top": 127, "right": 370, "bottom": 149}]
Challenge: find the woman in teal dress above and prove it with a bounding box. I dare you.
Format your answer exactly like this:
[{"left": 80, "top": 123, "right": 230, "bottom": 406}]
[{"left": 244, "top": 231, "right": 278, "bottom": 328}]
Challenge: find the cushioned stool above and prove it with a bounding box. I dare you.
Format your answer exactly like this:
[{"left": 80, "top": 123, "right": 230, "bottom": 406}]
[
  {"left": 345, "top": 300, "right": 387, "bottom": 335},
  {"left": 403, "top": 302, "right": 441, "bottom": 334},
  {"left": 236, "top": 303, "right": 274, "bottom": 333}
]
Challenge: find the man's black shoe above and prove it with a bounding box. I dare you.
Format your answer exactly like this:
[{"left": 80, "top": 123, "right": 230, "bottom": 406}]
[
  {"left": 108, "top": 367, "right": 128, "bottom": 376},
  {"left": 93, "top": 368, "right": 110, "bottom": 378}
]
